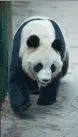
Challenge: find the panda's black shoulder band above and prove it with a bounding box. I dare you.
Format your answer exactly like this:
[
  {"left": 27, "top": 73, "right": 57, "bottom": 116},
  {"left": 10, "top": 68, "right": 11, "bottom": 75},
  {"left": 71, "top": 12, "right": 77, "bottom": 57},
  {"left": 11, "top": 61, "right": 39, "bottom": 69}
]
[{"left": 27, "top": 35, "right": 40, "bottom": 49}]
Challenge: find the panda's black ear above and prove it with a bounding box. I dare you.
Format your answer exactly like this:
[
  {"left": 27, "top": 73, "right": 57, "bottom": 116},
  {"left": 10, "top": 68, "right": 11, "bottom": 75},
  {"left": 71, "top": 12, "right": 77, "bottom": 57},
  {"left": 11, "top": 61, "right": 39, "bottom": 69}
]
[
  {"left": 51, "top": 39, "right": 63, "bottom": 52},
  {"left": 27, "top": 35, "right": 40, "bottom": 49}
]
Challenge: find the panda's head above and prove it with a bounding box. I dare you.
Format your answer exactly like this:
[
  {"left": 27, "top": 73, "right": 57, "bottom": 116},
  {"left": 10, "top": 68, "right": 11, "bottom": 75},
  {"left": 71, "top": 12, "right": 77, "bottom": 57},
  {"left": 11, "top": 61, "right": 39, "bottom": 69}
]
[
  {"left": 19, "top": 20, "right": 63, "bottom": 87},
  {"left": 21, "top": 34, "right": 63, "bottom": 87}
]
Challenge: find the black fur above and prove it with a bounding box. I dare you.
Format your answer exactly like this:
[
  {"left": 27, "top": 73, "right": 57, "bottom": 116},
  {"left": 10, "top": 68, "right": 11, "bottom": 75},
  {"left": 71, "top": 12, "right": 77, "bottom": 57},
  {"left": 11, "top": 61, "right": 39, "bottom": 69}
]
[
  {"left": 8, "top": 17, "right": 69, "bottom": 117},
  {"left": 50, "top": 20, "right": 66, "bottom": 61},
  {"left": 52, "top": 38, "right": 65, "bottom": 60},
  {"left": 33, "top": 63, "right": 43, "bottom": 72},
  {"left": 27, "top": 35, "right": 40, "bottom": 49},
  {"left": 52, "top": 39, "right": 62, "bottom": 51},
  {"left": 61, "top": 51, "right": 69, "bottom": 78}
]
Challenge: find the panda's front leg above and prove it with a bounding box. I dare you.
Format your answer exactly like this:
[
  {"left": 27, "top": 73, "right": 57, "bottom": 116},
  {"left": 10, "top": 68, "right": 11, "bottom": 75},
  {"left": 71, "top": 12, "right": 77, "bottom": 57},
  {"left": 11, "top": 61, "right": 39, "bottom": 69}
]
[
  {"left": 8, "top": 69, "right": 32, "bottom": 117},
  {"left": 37, "top": 75, "right": 60, "bottom": 105}
]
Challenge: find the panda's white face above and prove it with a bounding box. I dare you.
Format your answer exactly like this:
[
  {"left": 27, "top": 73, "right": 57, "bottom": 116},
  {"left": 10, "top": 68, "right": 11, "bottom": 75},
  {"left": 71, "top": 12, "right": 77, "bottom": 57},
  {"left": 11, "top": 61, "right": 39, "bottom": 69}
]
[{"left": 22, "top": 46, "right": 63, "bottom": 87}]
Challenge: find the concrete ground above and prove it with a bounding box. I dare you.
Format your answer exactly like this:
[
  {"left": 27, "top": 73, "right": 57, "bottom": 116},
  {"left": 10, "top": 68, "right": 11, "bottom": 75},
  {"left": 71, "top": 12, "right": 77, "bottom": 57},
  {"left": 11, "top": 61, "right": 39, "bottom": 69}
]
[{"left": 1, "top": 1, "right": 78, "bottom": 137}]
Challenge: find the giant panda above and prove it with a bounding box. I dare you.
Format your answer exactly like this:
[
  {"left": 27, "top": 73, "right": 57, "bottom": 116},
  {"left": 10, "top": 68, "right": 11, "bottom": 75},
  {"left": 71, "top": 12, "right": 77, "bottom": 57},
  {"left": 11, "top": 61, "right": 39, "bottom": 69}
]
[{"left": 8, "top": 16, "right": 69, "bottom": 117}]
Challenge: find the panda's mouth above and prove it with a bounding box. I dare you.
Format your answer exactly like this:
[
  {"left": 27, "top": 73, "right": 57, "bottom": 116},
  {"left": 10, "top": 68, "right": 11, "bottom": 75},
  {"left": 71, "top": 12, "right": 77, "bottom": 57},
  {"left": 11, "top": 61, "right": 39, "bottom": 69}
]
[{"left": 37, "top": 79, "right": 50, "bottom": 87}]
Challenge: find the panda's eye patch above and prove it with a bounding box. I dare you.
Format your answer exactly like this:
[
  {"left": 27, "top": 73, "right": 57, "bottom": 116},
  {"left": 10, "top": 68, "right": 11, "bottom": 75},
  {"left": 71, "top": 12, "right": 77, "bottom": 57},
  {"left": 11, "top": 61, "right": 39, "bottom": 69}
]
[
  {"left": 33, "top": 63, "right": 43, "bottom": 72},
  {"left": 51, "top": 64, "right": 56, "bottom": 72}
]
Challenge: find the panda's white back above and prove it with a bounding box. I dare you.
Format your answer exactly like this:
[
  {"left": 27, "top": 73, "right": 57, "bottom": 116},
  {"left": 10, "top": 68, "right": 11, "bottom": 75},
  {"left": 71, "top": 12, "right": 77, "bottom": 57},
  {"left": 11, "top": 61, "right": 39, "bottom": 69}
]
[{"left": 19, "top": 19, "right": 55, "bottom": 58}]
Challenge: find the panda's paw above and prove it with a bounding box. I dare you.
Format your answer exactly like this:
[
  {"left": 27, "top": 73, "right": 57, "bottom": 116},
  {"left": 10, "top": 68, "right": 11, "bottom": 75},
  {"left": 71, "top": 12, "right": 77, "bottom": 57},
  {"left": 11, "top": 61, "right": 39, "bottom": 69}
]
[
  {"left": 37, "top": 98, "right": 56, "bottom": 106},
  {"left": 14, "top": 101, "right": 32, "bottom": 118},
  {"left": 20, "top": 102, "right": 32, "bottom": 112}
]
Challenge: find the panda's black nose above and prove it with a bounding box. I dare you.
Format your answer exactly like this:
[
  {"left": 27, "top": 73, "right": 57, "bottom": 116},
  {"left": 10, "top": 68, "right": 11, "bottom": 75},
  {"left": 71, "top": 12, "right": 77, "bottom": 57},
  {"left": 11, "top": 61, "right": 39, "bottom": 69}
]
[{"left": 42, "top": 79, "right": 50, "bottom": 82}]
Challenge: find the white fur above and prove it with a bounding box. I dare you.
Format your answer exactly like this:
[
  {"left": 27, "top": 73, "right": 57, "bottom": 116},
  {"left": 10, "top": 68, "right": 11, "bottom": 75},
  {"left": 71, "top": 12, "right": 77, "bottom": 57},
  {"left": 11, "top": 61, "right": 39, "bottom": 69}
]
[{"left": 19, "top": 19, "right": 55, "bottom": 58}]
